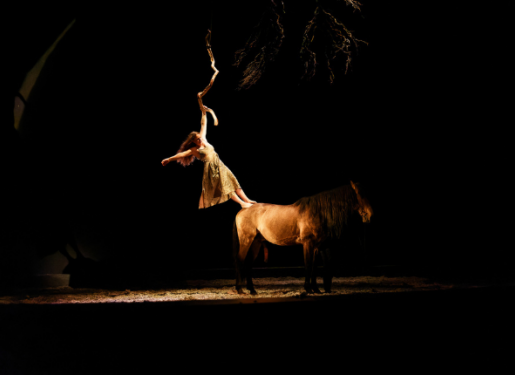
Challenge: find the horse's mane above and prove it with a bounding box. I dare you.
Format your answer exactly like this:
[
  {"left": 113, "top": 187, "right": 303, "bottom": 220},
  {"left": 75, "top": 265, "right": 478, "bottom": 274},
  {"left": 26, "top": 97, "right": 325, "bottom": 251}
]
[{"left": 293, "top": 185, "right": 358, "bottom": 239}]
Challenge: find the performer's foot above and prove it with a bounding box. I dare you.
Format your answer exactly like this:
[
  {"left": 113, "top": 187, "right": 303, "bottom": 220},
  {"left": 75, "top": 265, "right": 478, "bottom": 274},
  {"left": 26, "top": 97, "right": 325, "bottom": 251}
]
[{"left": 241, "top": 202, "right": 253, "bottom": 209}]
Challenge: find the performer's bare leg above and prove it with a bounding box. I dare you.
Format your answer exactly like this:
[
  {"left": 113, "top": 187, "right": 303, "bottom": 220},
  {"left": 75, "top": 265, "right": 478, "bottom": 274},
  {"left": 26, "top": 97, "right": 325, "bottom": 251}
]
[
  {"left": 235, "top": 188, "right": 257, "bottom": 204},
  {"left": 231, "top": 192, "right": 253, "bottom": 208}
]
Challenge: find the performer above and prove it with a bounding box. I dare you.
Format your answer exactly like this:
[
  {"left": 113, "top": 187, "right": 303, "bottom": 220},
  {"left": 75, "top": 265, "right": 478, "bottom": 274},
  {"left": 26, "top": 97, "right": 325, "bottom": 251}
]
[
  {"left": 161, "top": 30, "right": 255, "bottom": 209},
  {"left": 161, "top": 126, "right": 256, "bottom": 209}
]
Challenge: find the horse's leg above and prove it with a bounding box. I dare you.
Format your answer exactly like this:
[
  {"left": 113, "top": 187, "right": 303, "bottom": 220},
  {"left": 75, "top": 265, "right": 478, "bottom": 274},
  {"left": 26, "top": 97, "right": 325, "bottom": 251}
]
[
  {"left": 245, "top": 238, "right": 262, "bottom": 295},
  {"left": 310, "top": 248, "right": 322, "bottom": 294},
  {"left": 320, "top": 248, "right": 333, "bottom": 293},
  {"left": 303, "top": 242, "right": 316, "bottom": 293},
  {"left": 235, "top": 230, "right": 257, "bottom": 295},
  {"left": 234, "top": 254, "right": 245, "bottom": 295},
  {"left": 233, "top": 220, "right": 244, "bottom": 294},
  {"left": 235, "top": 242, "right": 251, "bottom": 295},
  {"left": 235, "top": 251, "right": 248, "bottom": 294}
]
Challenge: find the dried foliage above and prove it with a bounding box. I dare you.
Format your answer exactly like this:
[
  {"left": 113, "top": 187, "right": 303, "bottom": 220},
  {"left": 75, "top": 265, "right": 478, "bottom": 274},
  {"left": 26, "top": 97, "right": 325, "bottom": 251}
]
[
  {"left": 300, "top": 1, "right": 367, "bottom": 83},
  {"left": 342, "top": 0, "right": 362, "bottom": 12},
  {"left": 233, "top": 0, "right": 285, "bottom": 90},
  {"left": 234, "top": 0, "right": 366, "bottom": 88}
]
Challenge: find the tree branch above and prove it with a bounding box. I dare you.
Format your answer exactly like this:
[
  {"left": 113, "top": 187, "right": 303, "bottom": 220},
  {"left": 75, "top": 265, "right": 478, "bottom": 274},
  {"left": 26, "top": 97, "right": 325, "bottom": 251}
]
[{"left": 197, "top": 30, "right": 219, "bottom": 126}]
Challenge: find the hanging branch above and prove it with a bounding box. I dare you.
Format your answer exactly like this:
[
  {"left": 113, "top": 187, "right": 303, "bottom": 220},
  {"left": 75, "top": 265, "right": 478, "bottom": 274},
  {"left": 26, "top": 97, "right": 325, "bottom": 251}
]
[
  {"left": 323, "top": 8, "right": 367, "bottom": 83},
  {"left": 341, "top": 0, "right": 362, "bottom": 12},
  {"left": 300, "top": 0, "right": 367, "bottom": 83},
  {"left": 198, "top": 30, "right": 219, "bottom": 126},
  {"left": 300, "top": 7, "right": 320, "bottom": 82},
  {"left": 233, "top": 0, "right": 285, "bottom": 90}
]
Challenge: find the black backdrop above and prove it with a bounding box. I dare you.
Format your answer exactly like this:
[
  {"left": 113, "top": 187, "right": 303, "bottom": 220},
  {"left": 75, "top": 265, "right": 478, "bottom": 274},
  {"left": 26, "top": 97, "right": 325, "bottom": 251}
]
[{"left": 1, "top": 1, "right": 500, "bottom": 283}]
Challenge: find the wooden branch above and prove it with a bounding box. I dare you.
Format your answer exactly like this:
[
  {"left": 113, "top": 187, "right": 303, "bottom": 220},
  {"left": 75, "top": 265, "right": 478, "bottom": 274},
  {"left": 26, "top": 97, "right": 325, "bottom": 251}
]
[{"left": 197, "top": 30, "right": 219, "bottom": 126}]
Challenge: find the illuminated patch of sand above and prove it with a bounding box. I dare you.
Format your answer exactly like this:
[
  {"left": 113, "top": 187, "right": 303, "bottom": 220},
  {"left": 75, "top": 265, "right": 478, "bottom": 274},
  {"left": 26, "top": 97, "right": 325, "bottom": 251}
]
[{"left": 0, "top": 276, "right": 492, "bottom": 305}]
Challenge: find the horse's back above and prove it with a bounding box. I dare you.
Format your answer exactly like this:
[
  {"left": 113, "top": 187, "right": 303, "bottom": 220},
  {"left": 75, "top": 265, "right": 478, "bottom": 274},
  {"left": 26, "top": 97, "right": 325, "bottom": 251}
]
[{"left": 236, "top": 203, "right": 298, "bottom": 225}]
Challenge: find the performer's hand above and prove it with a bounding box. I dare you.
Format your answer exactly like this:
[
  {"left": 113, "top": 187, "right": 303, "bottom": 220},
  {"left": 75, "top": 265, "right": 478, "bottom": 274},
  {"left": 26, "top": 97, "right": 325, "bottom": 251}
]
[{"left": 161, "top": 158, "right": 170, "bottom": 166}]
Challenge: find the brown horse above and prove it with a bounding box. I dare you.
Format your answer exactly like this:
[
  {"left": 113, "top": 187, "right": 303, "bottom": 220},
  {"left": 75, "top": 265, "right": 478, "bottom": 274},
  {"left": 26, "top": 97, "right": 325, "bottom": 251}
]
[{"left": 233, "top": 181, "right": 373, "bottom": 294}]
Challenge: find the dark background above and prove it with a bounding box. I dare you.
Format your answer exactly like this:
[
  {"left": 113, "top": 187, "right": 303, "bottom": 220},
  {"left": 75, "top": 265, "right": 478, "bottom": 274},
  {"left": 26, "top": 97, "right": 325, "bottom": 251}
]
[{"left": 1, "top": 1, "right": 502, "bottom": 286}]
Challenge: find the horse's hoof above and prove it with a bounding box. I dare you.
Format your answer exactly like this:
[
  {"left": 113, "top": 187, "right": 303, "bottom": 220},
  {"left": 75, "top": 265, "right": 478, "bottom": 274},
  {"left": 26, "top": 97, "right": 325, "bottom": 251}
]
[
  {"left": 304, "top": 288, "right": 313, "bottom": 294},
  {"left": 237, "top": 289, "right": 246, "bottom": 295},
  {"left": 313, "top": 288, "right": 322, "bottom": 294},
  {"left": 249, "top": 289, "right": 258, "bottom": 295}
]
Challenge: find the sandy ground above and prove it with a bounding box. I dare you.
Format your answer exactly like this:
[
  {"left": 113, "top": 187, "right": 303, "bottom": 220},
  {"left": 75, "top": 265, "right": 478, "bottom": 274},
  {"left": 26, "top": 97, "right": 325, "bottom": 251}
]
[{"left": 0, "top": 275, "right": 496, "bottom": 304}]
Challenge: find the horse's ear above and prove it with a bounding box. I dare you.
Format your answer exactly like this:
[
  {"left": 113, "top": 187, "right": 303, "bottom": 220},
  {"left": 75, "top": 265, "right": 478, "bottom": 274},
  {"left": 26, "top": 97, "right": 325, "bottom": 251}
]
[{"left": 350, "top": 180, "right": 357, "bottom": 191}]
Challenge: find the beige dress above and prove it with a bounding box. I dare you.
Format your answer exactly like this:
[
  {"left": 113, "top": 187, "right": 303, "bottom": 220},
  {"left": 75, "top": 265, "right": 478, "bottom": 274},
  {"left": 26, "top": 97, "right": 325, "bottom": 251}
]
[{"left": 198, "top": 144, "right": 241, "bottom": 209}]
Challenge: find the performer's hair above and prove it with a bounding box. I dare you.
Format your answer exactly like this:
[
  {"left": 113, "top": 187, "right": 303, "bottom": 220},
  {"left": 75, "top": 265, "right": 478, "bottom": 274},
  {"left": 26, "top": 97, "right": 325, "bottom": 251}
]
[{"left": 176, "top": 131, "right": 199, "bottom": 167}]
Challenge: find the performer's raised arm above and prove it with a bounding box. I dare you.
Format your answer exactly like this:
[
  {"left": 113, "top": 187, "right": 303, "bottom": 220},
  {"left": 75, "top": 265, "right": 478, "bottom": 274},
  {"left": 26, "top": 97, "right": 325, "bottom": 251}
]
[
  {"left": 199, "top": 105, "right": 208, "bottom": 139},
  {"left": 198, "top": 105, "right": 218, "bottom": 140}
]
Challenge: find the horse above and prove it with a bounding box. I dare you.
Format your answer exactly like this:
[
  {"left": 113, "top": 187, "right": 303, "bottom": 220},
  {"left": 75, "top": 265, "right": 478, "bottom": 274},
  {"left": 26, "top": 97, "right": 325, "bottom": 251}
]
[{"left": 232, "top": 181, "right": 373, "bottom": 294}]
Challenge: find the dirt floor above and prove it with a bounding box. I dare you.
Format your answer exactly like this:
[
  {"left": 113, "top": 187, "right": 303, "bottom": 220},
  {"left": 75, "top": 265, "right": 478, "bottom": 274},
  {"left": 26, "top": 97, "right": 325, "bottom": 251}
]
[{"left": 0, "top": 275, "right": 500, "bottom": 304}]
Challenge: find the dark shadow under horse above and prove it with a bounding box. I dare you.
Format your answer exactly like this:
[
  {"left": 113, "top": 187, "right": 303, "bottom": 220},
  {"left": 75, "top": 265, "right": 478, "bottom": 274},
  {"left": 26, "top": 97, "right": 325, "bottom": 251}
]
[{"left": 233, "top": 181, "right": 373, "bottom": 294}]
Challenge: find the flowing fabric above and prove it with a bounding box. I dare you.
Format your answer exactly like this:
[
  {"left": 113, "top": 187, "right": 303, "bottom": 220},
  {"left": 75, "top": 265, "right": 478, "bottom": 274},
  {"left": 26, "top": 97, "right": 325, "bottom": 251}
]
[{"left": 198, "top": 144, "right": 241, "bottom": 209}]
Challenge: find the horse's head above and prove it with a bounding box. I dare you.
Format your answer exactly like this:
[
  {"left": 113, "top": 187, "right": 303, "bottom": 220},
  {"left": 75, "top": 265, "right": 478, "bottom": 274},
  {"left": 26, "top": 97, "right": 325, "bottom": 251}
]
[{"left": 351, "top": 180, "right": 373, "bottom": 223}]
